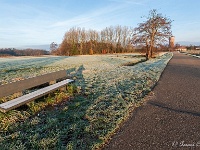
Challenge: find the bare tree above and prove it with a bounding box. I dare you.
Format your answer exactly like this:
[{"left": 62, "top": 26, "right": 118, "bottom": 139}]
[
  {"left": 58, "top": 25, "right": 133, "bottom": 56},
  {"left": 79, "top": 28, "right": 86, "bottom": 55},
  {"left": 121, "top": 26, "right": 131, "bottom": 52},
  {"left": 50, "top": 42, "right": 58, "bottom": 51},
  {"left": 132, "top": 9, "right": 172, "bottom": 60}
]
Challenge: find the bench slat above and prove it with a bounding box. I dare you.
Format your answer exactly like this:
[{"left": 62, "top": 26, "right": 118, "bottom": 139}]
[
  {"left": 0, "top": 70, "right": 67, "bottom": 98},
  {"left": 0, "top": 79, "right": 73, "bottom": 113}
]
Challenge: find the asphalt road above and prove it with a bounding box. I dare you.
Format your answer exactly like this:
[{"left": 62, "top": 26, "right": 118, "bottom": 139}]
[{"left": 104, "top": 52, "right": 200, "bottom": 150}]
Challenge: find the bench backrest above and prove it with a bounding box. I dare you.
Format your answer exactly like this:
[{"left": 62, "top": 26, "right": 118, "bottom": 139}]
[{"left": 0, "top": 70, "right": 66, "bottom": 98}]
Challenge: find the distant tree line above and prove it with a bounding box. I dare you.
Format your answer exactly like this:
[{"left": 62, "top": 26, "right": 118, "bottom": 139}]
[
  {"left": 0, "top": 48, "right": 49, "bottom": 57},
  {"left": 186, "top": 45, "right": 200, "bottom": 50},
  {"left": 52, "top": 26, "right": 134, "bottom": 56}
]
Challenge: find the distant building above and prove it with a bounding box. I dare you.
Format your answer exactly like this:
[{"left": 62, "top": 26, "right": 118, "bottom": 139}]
[
  {"left": 169, "top": 36, "right": 175, "bottom": 49},
  {"left": 175, "top": 46, "right": 187, "bottom": 52},
  {"left": 195, "top": 46, "right": 200, "bottom": 50}
]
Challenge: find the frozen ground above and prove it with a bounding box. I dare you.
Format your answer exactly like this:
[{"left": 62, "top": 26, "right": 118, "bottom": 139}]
[
  {"left": 0, "top": 53, "right": 173, "bottom": 149},
  {"left": 0, "top": 53, "right": 173, "bottom": 106},
  {"left": 0, "top": 54, "right": 144, "bottom": 84}
]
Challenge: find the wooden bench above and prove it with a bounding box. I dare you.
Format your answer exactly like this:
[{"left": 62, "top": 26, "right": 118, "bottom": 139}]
[{"left": 0, "top": 70, "right": 74, "bottom": 113}]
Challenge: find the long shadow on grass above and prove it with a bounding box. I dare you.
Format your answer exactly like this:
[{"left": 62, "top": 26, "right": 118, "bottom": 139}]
[{"left": 0, "top": 65, "right": 101, "bottom": 150}]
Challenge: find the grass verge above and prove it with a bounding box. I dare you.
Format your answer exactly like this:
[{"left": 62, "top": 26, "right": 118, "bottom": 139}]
[{"left": 0, "top": 53, "right": 173, "bottom": 149}]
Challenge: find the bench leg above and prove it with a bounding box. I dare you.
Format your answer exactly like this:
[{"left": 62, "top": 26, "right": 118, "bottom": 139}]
[
  {"left": 13, "top": 92, "right": 23, "bottom": 98},
  {"left": 49, "top": 80, "right": 56, "bottom": 85},
  {"left": 60, "top": 86, "right": 66, "bottom": 92}
]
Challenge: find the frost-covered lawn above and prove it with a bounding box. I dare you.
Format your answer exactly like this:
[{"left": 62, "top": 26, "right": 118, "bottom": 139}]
[
  {"left": 0, "top": 53, "right": 172, "bottom": 149},
  {"left": 0, "top": 54, "right": 144, "bottom": 84},
  {"left": 0, "top": 56, "right": 67, "bottom": 84},
  {"left": 181, "top": 50, "right": 200, "bottom": 58}
]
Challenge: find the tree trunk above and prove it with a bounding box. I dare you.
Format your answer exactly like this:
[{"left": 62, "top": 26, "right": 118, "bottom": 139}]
[
  {"left": 150, "top": 48, "right": 153, "bottom": 58},
  {"left": 146, "top": 44, "right": 149, "bottom": 60},
  {"left": 80, "top": 42, "right": 83, "bottom": 55}
]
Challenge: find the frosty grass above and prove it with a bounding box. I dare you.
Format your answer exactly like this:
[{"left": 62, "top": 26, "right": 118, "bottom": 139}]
[{"left": 0, "top": 53, "right": 173, "bottom": 149}]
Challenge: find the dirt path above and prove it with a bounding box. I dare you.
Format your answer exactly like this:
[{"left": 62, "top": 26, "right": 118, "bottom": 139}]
[{"left": 104, "top": 52, "right": 200, "bottom": 150}]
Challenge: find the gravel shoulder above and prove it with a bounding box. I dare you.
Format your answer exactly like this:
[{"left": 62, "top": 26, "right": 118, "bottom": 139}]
[{"left": 104, "top": 52, "right": 200, "bottom": 150}]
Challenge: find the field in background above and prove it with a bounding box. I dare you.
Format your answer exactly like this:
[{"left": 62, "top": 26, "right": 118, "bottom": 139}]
[
  {"left": 185, "top": 50, "right": 200, "bottom": 56},
  {"left": 0, "top": 53, "right": 172, "bottom": 149},
  {"left": 179, "top": 50, "right": 200, "bottom": 58},
  {"left": 0, "top": 53, "right": 145, "bottom": 84}
]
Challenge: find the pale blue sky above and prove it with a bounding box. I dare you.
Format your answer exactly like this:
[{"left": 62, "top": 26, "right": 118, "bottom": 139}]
[{"left": 0, "top": 0, "right": 200, "bottom": 49}]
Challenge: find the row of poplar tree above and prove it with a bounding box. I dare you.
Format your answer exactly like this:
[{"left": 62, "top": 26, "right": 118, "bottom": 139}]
[{"left": 52, "top": 25, "right": 134, "bottom": 56}]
